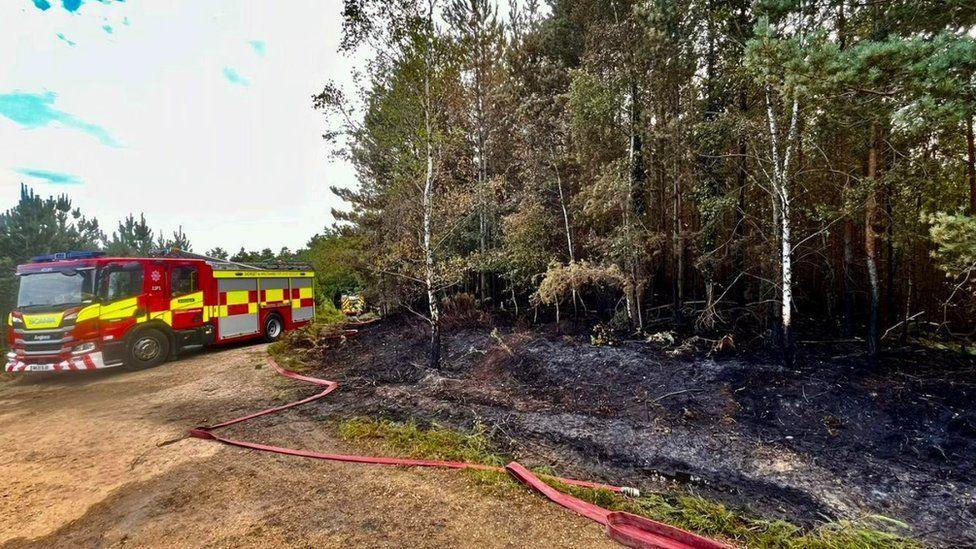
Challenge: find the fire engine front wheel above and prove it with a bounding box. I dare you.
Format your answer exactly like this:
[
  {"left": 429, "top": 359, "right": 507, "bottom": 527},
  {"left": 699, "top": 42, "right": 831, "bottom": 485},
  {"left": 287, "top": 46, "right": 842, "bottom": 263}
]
[
  {"left": 263, "top": 314, "right": 284, "bottom": 343},
  {"left": 125, "top": 328, "right": 170, "bottom": 370}
]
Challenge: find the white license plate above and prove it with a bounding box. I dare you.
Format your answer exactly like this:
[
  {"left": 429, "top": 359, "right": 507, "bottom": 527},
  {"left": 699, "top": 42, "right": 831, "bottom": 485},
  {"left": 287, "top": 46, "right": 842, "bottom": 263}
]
[{"left": 26, "top": 364, "right": 55, "bottom": 372}]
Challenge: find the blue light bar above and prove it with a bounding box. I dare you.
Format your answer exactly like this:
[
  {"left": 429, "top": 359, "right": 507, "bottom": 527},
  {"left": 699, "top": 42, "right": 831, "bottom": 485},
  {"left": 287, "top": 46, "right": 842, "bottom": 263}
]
[{"left": 30, "top": 251, "right": 106, "bottom": 263}]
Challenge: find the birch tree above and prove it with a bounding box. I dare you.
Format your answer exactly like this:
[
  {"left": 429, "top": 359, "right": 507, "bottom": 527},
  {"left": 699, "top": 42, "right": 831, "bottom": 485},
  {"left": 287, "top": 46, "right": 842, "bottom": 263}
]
[
  {"left": 331, "top": 0, "right": 468, "bottom": 368},
  {"left": 746, "top": 4, "right": 817, "bottom": 362}
]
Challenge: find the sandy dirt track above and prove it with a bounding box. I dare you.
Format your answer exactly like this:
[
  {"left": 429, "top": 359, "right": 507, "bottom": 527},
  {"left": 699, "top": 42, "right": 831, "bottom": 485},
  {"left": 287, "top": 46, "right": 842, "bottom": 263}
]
[{"left": 0, "top": 344, "right": 614, "bottom": 548}]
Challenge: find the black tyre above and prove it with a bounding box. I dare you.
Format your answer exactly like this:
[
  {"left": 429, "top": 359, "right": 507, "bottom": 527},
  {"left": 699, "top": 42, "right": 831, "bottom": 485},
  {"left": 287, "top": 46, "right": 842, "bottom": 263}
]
[
  {"left": 125, "top": 327, "right": 170, "bottom": 370},
  {"left": 263, "top": 314, "right": 284, "bottom": 342}
]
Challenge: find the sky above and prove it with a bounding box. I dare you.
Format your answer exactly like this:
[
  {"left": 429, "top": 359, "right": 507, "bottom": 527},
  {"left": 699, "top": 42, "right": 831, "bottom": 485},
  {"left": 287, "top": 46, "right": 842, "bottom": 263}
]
[{"left": 0, "top": 0, "right": 361, "bottom": 254}]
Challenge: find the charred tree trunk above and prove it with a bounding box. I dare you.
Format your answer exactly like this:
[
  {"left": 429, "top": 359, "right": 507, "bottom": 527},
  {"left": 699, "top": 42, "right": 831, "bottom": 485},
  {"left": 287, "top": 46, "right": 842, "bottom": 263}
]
[
  {"left": 672, "top": 162, "right": 684, "bottom": 325},
  {"left": 842, "top": 174, "right": 854, "bottom": 337},
  {"left": 628, "top": 78, "right": 646, "bottom": 329},
  {"left": 865, "top": 122, "right": 881, "bottom": 358},
  {"left": 884, "top": 180, "right": 895, "bottom": 330}
]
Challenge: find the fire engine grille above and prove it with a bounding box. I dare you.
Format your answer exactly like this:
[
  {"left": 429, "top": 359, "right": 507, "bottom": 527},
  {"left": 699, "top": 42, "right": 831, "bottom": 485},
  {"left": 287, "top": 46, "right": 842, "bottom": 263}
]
[
  {"left": 16, "top": 327, "right": 73, "bottom": 355},
  {"left": 22, "top": 341, "right": 64, "bottom": 354}
]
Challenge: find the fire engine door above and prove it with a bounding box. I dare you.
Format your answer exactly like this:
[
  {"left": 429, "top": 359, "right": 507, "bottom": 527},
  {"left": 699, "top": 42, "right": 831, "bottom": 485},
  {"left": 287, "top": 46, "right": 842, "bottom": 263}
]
[{"left": 169, "top": 264, "right": 205, "bottom": 330}]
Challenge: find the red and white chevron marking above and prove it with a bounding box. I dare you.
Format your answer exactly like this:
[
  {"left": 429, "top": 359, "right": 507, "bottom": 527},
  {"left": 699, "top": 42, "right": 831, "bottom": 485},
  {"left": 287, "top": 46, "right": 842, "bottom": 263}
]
[{"left": 4, "top": 351, "right": 112, "bottom": 373}]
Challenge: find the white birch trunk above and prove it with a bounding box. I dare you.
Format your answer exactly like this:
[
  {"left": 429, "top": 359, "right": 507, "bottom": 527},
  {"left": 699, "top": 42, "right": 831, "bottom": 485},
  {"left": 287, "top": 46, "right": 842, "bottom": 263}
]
[
  {"left": 765, "top": 84, "right": 799, "bottom": 356},
  {"left": 421, "top": 1, "right": 440, "bottom": 368}
]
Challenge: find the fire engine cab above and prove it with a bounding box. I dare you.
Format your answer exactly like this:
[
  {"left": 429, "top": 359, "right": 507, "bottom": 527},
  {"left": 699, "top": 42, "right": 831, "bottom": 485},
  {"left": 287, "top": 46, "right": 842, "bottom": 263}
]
[{"left": 5, "top": 250, "right": 315, "bottom": 372}]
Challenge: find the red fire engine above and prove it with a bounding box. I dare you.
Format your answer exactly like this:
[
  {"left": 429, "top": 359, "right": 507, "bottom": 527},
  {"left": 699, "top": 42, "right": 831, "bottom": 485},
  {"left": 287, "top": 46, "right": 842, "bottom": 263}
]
[{"left": 5, "top": 251, "right": 315, "bottom": 372}]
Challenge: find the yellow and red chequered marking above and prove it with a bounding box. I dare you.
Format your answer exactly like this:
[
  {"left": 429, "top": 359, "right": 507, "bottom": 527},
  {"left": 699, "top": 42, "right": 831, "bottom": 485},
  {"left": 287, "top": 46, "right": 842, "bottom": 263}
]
[
  {"left": 259, "top": 288, "right": 290, "bottom": 307},
  {"left": 290, "top": 286, "right": 314, "bottom": 309},
  {"left": 217, "top": 289, "right": 259, "bottom": 317}
]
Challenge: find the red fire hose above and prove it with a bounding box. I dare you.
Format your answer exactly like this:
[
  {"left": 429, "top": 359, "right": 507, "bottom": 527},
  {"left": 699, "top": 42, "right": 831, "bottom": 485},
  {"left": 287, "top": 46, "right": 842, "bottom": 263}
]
[{"left": 189, "top": 321, "right": 731, "bottom": 549}]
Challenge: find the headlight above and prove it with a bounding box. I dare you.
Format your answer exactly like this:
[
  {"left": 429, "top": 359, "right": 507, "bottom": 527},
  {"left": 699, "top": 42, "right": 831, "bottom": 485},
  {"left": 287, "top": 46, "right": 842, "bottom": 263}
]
[
  {"left": 72, "top": 342, "right": 97, "bottom": 355},
  {"left": 10, "top": 316, "right": 23, "bottom": 326}
]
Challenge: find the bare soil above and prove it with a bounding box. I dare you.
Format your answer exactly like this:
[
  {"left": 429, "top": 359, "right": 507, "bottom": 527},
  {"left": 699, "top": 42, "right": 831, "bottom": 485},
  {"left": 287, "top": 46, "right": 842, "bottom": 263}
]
[
  {"left": 299, "top": 316, "right": 976, "bottom": 546},
  {"left": 0, "top": 343, "right": 614, "bottom": 548}
]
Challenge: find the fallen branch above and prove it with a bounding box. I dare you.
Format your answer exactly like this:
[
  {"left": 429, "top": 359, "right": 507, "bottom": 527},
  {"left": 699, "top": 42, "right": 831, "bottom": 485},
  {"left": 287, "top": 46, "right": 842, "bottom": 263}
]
[
  {"left": 881, "top": 311, "right": 925, "bottom": 341},
  {"left": 649, "top": 389, "right": 701, "bottom": 404}
]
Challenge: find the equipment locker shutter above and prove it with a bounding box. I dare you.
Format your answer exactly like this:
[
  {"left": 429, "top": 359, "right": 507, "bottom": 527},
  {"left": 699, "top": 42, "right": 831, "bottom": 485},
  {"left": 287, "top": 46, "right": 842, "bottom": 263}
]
[
  {"left": 290, "top": 277, "right": 315, "bottom": 322},
  {"left": 259, "top": 277, "right": 289, "bottom": 305},
  {"left": 217, "top": 278, "right": 259, "bottom": 338}
]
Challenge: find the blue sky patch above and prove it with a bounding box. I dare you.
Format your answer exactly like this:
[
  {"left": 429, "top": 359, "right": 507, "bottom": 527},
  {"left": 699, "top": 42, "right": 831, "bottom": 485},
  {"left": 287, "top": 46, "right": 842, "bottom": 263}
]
[
  {"left": 222, "top": 67, "right": 251, "bottom": 87},
  {"left": 32, "top": 0, "right": 124, "bottom": 12},
  {"left": 0, "top": 91, "right": 120, "bottom": 146},
  {"left": 56, "top": 32, "right": 76, "bottom": 46},
  {"left": 248, "top": 40, "right": 266, "bottom": 57},
  {"left": 14, "top": 168, "right": 82, "bottom": 185}
]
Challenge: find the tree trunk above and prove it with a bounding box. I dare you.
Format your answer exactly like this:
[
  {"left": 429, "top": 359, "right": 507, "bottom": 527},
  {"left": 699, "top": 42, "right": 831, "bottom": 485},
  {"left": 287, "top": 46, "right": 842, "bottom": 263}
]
[
  {"left": 780, "top": 186, "right": 794, "bottom": 363},
  {"left": 842, "top": 185, "right": 854, "bottom": 337},
  {"left": 552, "top": 157, "right": 579, "bottom": 316},
  {"left": 421, "top": 16, "right": 440, "bottom": 370},
  {"left": 967, "top": 114, "right": 975, "bottom": 214},
  {"left": 476, "top": 81, "right": 488, "bottom": 304},
  {"left": 734, "top": 94, "right": 748, "bottom": 308},
  {"left": 764, "top": 84, "right": 798, "bottom": 365},
  {"left": 672, "top": 170, "right": 683, "bottom": 324},
  {"left": 630, "top": 81, "right": 646, "bottom": 217},
  {"left": 865, "top": 122, "right": 881, "bottom": 358},
  {"left": 884, "top": 180, "right": 895, "bottom": 330}
]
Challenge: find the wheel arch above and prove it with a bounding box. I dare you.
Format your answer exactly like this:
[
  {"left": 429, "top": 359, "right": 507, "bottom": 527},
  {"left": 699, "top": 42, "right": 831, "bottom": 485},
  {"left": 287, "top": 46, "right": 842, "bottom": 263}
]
[{"left": 125, "top": 320, "right": 176, "bottom": 358}]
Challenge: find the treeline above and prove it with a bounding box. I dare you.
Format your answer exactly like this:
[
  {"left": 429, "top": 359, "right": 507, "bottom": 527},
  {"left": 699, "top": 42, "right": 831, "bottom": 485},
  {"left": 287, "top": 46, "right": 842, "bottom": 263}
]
[
  {"left": 0, "top": 184, "right": 360, "bottom": 337},
  {"left": 319, "top": 0, "right": 976, "bottom": 365}
]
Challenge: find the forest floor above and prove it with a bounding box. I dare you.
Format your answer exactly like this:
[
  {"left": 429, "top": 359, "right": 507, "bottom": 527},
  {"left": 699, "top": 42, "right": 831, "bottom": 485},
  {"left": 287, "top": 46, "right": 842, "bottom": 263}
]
[{"left": 293, "top": 315, "right": 976, "bottom": 547}]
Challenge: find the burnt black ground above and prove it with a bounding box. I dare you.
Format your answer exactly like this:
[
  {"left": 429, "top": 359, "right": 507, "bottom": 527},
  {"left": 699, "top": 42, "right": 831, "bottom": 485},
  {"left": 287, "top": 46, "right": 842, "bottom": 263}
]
[{"left": 291, "top": 317, "right": 976, "bottom": 546}]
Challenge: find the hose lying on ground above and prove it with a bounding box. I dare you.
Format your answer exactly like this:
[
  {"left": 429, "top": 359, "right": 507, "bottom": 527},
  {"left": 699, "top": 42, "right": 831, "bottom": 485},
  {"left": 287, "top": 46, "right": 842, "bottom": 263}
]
[{"left": 189, "top": 320, "right": 731, "bottom": 549}]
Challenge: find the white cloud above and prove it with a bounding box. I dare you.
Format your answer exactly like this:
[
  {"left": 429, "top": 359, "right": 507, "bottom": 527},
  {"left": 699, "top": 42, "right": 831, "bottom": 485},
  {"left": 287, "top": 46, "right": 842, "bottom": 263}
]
[{"left": 0, "top": 0, "right": 360, "bottom": 253}]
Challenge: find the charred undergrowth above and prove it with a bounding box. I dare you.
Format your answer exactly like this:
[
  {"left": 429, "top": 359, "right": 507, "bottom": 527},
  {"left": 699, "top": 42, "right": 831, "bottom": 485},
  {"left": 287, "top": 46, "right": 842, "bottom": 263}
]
[{"left": 285, "top": 315, "right": 976, "bottom": 546}]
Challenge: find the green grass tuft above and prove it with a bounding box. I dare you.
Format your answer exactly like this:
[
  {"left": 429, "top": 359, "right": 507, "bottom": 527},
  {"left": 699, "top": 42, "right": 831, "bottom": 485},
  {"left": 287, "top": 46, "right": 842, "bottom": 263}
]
[{"left": 337, "top": 416, "right": 504, "bottom": 466}]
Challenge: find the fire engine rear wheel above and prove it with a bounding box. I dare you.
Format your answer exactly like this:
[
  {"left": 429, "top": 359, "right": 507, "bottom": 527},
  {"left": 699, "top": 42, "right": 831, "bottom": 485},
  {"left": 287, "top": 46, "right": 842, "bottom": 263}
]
[
  {"left": 263, "top": 314, "right": 284, "bottom": 343},
  {"left": 125, "top": 328, "right": 170, "bottom": 370}
]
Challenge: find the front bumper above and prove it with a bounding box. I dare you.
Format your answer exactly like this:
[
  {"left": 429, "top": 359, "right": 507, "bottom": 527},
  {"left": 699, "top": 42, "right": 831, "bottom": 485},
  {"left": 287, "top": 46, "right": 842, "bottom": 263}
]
[{"left": 4, "top": 351, "right": 121, "bottom": 372}]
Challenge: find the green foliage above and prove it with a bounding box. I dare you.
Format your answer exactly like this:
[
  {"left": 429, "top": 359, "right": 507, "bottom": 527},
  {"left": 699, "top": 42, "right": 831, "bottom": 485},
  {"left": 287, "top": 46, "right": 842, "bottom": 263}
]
[
  {"left": 929, "top": 212, "right": 976, "bottom": 289},
  {"left": 301, "top": 228, "right": 361, "bottom": 307},
  {"left": 155, "top": 225, "right": 192, "bottom": 252},
  {"left": 104, "top": 213, "right": 155, "bottom": 256},
  {"left": 206, "top": 247, "right": 229, "bottom": 260},
  {"left": 568, "top": 69, "right": 624, "bottom": 164},
  {"left": 0, "top": 185, "right": 105, "bottom": 345},
  {"left": 498, "top": 200, "right": 553, "bottom": 289},
  {"left": 327, "top": 0, "right": 976, "bottom": 344}
]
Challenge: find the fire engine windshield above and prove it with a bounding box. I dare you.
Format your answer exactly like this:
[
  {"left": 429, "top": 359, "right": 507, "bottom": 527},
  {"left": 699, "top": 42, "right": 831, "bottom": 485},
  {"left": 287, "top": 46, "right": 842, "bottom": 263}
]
[{"left": 17, "top": 269, "right": 97, "bottom": 310}]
